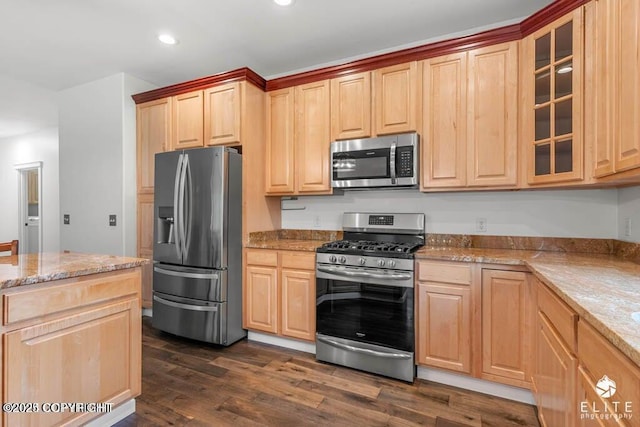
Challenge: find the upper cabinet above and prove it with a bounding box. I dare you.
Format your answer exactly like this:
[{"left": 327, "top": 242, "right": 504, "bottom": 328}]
[
  {"left": 136, "top": 97, "right": 172, "bottom": 193},
  {"left": 421, "top": 41, "right": 518, "bottom": 190},
  {"left": 373, "top": 62, "right": 418, "bottom": 135},
  {"left": 330, "top": 72, "right": 372, "bottom": 141},
  {"left": 172, "top": 90, "right": 204, "bottom": 149},
  {"left": 586, "top": 0, "right": 640, "bottom": 179},
  {"left": 204, "top": 82, "right": 241, "bottom": 146},
  {"left": 266, "top": 82, "right": 332, "bottom": 195},
  {"left": 521, "top": 8, "right": 584, "bottom": 185}
]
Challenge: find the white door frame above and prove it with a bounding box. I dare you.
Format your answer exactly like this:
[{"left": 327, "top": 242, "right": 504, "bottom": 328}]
[{"left": 15, "top": 161, "right": 43, "bottom": 254}]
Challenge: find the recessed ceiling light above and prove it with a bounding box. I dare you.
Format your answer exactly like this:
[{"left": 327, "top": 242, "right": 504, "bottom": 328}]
[
  {"left": 158, "top": 34, "right": 178, "bottom": 45},
  {"left": 274, "top": 0, "right": 294, "bottom": 6}
]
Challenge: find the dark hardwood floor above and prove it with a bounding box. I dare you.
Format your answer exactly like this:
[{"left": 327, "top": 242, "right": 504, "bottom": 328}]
[{"left": 115, "top": 317, "right": 540, "bottom": 426}]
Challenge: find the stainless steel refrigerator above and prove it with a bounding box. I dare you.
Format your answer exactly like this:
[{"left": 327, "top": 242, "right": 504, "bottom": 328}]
[{"left": 152, "top": 146, "right": 245, "bottom": 346}]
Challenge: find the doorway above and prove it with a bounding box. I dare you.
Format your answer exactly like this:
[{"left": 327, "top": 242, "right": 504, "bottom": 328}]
[{"left": 15, "top": 162, "right": 42, "bottom": 254}]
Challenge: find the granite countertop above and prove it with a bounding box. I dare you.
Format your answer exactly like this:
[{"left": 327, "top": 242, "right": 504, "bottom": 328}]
[
  {"left": 416, "top": 247, "right": 640, "bottom": 367},
  {"left": 0, "top": 251, "right": 149, "bottom": 289},
  {"left": 244, "top": 239, "right": 327, "bottom": 252}
]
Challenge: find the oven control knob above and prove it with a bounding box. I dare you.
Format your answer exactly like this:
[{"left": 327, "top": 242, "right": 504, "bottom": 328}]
[
  {"left": 359, "top": 258, "right": 366, "bottom": 265},
  {"left": 388, "top": 260, "right": 396, "bottom": 268},
  {"left": 339, "top": 256, "right": 347, "bottom": 264},
  {"left": 377, "top": 259, "right": 385, "bottom": 267},
  {"left": 329, "top": 255, "right": 337, "bottom": 263}
]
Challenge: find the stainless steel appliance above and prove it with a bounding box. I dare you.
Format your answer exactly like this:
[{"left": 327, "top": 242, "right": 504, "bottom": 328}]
[
  {"left": 315, "top": 212, "right": 425, "bottom": 382},
  {"left": 331, "top": 132, "right": 419, "bottom": 189},
  {"left": 152, "top": 146, "right": 245, "bottom": 346}
]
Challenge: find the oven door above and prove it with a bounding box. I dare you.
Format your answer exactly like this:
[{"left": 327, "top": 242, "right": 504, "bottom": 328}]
[{"left": 315, "top": 264, "right": 414, "bottom": 352}]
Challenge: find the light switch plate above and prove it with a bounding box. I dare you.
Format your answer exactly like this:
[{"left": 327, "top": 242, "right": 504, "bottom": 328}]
[{"left": 63, "top": 214, "right": 70, "bottom": 225}]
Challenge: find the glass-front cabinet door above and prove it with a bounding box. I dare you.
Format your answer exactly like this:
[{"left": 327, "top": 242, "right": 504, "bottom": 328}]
[{"left": 522, "top": 8, "right": 584, "bottom": 184}]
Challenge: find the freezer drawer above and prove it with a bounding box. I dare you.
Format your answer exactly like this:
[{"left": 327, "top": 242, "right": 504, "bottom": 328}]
[
  {"left": 153, "top": 263, "right": 226, "bottom": 302},
  {"left": 152, "top": 292, "right": 228, "bottom": 344}
]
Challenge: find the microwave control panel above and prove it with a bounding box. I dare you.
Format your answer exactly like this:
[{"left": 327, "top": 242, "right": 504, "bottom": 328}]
[{"left": 396, "top": 146, "right": 414, "bottom": 177}]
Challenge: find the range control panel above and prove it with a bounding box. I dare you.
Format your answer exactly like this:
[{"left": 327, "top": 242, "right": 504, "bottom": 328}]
[{"left": 368, "top": 215, "right": 394, "bottom": 226}]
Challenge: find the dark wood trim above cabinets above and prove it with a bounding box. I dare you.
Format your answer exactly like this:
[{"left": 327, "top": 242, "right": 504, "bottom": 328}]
[
  {"left": 520, "top": 0, "right": 589, "bottom": 37},
  {"left": 132, "top": 67, "right": 266, "bottom": 104}
]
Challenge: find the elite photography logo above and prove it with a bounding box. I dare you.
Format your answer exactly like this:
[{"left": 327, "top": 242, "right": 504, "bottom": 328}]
[{"left": 596, "top": 375, "right": 617, "bottom": 399}]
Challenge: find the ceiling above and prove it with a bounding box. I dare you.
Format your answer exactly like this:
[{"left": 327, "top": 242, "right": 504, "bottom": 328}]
[{"left": 0, "top": 0, "right": 553, "bottom": 138}]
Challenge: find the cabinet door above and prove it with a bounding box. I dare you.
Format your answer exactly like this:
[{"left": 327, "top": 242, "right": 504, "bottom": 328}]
[
  {"left": 280, "top": 268, "right": 315, "bottom": 341},
  {"left": 137, "top": 193, "right": 154, "bottom": 308},
  {"left": 416, "top": 282, "right": 471, "bottom": 373},
  {"left": 295, "top": 81, "right": 332, "bottom": 194},
  {"left": 421, "top": 53, "right": 467, "bottom": 188},
  {"left": 330, "top": 72, "right": 371, "bottom": 140},
  {"left": 615, "top": 0, "right": 640, "bottom": 172},
  {"left": 137, "top": 97, "right": 171, "bottom": 193},
  {"left": 481, "top": 269, "right": 532, "bottom": 386},
  {"left": 522, "top": 8, "right": 584, "bottom": 184},
  {"left": 204, "top": 82, "right": 241, "bottom": 146},
  {"left": 373, "top": 62, "right": 418, "bottom": 135},
  {"left": 266, "top": 88, "right": 295, "bottom": 194},
  {"left": 244, "top": 265, "right": 278, "bottom": 333},
  {"left": 533, "top": 312, "right": 577, "bottom": 427},
  {"left": 467, "top": 42, "right": 518, "bottom": 187},
  {"left": 4, "top": 299, "right": 141, "bottom": 427},
  {"left": 172, "top": 90, "right": 204, "bottom": 149}
]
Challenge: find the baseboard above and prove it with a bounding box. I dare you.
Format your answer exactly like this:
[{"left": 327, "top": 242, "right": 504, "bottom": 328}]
[
  {"left": 417, "top": 367, "right": 536, "bottom": 405},
  {"left": 85, "top": 399, "right": 135, "bottom": 427},
  {"left": 247, "top": 331, "right": 316, "bottom": 354}
]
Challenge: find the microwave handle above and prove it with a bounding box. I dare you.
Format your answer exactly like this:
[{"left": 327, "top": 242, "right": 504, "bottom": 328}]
[{"left": 390, "top": 142, "right": 397, "bottom": 184}]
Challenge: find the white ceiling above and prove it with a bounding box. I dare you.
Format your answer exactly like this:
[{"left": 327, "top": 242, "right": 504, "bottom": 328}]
[{"left": 0, "top": 0, "right": 554, "bottom": 137}]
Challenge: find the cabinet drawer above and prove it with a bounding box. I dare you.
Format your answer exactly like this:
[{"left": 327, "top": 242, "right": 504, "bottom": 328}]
[
  {"left": 537, "top": 281, "right": 577, "bottom": 352},
  {"left": 245, "top": 250, "right": 278, "bottom": 267},
  {"left": 417, "top": 261, "right": 471, "bottom": 285},
  {"left": 3, "top": 269, "right": 140, "bottom": 325},
  {"left": 578, "top": 320, "right": 640, "bottom": 417},
  {"left": 280, "top": 251, "right": 315, "bottom": 270}
]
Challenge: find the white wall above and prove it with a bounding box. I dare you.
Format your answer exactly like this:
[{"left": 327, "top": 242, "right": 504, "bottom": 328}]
[
  {"left": 0, "top": 74, "right": 58, "bottom": 139},
  {"left": 0, "top": 127, "right": 60, "bottom": 251},
  {"left": 618, "top": 186, "right": 640, "bottom": 243},
  {"left": 58, "top": 73, "right": 155, "bottom": 255},
  {"left": 282, "top": 188, "right": 619, "bottom": 239}
]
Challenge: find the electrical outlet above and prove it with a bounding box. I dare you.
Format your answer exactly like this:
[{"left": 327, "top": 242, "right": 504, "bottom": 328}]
[
  {"left": 63, "top": 214, "right": 70, "bottom": 225},
  {"left": 313, "top": 215, "right": 321, "bottom": 228},
  {"left": 624, "top": 217, "right": 632, "bottom": 237},
  {"left": 476, "top": 218, "right": 487, "bottom": 233},
  {"left": 109, "top": 215, "right": 117, "bottom": 227}
]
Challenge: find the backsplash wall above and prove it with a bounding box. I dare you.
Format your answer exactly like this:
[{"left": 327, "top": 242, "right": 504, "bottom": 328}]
[
  {"left": 618, "top": 186, "right": 640, "bottom": 243},
  {"left": 281, "top": 188, "right": 619, "bottom": 239}
]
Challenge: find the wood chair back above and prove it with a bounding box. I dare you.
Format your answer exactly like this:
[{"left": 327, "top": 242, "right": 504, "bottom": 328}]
[{"left": 0, "top": 240, "right": 19, "bottom": 255}]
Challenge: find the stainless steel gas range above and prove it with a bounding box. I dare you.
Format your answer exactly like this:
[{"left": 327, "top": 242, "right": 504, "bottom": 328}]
[{"left": 315, "top": 212, "right": 425, "bottom": 382}]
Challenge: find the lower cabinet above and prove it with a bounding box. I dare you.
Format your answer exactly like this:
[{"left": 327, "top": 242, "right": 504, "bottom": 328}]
[
  {"left": 244, "top": 249, "right": 315, "bottom": 341},
  {"left": 1, "top": 268, "right": 142, "bottom": 427},
  {"left": 481, "top": 269, "right": 533, "bottom": 387}
]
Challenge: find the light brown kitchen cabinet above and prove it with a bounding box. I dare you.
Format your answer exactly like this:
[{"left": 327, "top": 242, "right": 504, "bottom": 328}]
[
  {"left": 136, "top": 193, "right": 154, "bottom": 307},
  {"left": 1, "top": 268, "right": 141, "bottom": 427},
  {"left": 532, "top": 279, "right": 578, "bottom": 427},
  {"left": 416, "top": 261, "right": 473, "bottom": 374},
  {"left": 586, "top": 0, "right": 640, "bottom": 179},
  {"left": 266, "top": 82, "right": 331, "bottom": 195},
  {"left": 330, "top": 71, "right": 372, "bottom": 141},
  {"left": 136, "top": 97, "right": 172, "bottom": 193},
  {"left": 373, "top": 62, "right": 418, "bottom": 135},
  {"left": 421, "top": 41, "right": 518, "bottom": 190},
  {"left": 520, "top": 8, "right": 584, "bottom": 185},
  {"left": 172, "top": 90, "right": 204, "bottom": 149},
  {"left": 481, "top": 269, "right": 532, "bottom": 388},
  {"left": 243, "top": 249, "right": 316, "bottom": 341},
  {"left": 204, "top": 82, "right": 241, "bottom": 146}
]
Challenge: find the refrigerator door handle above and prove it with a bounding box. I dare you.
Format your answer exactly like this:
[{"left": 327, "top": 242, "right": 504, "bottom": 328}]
[
  {"left": 153, "top": 295, "right": 219, "bottom": 312},
  {"left": 153, "top": 266, "right": 219, "bottom": 280},
  {"left": 173, "top": 153, "right": 184, "bottom": 260},
  {"left": 183, "top": 153, "right": 193, "bottom": 259},
  {"left": 178, "top": 153, "right": 188, "bottom": 259}
]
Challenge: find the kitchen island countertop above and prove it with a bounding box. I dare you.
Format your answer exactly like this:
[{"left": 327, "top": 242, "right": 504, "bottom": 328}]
[{"left": 0, "top": 251, "right": 149, "bottom": 289}]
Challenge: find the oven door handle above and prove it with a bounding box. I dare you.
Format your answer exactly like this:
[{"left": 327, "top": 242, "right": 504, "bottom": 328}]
[
  {"left": 317, "top": 265, "right": 411, "bottom": 281},
  {"left": 316, "top": 335, "right": 412, "bottom": 360}
]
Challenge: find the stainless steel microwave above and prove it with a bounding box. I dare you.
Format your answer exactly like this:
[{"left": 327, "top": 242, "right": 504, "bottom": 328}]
[{"left": 331, "top": 132, "right": 419, "bottom": 189}]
